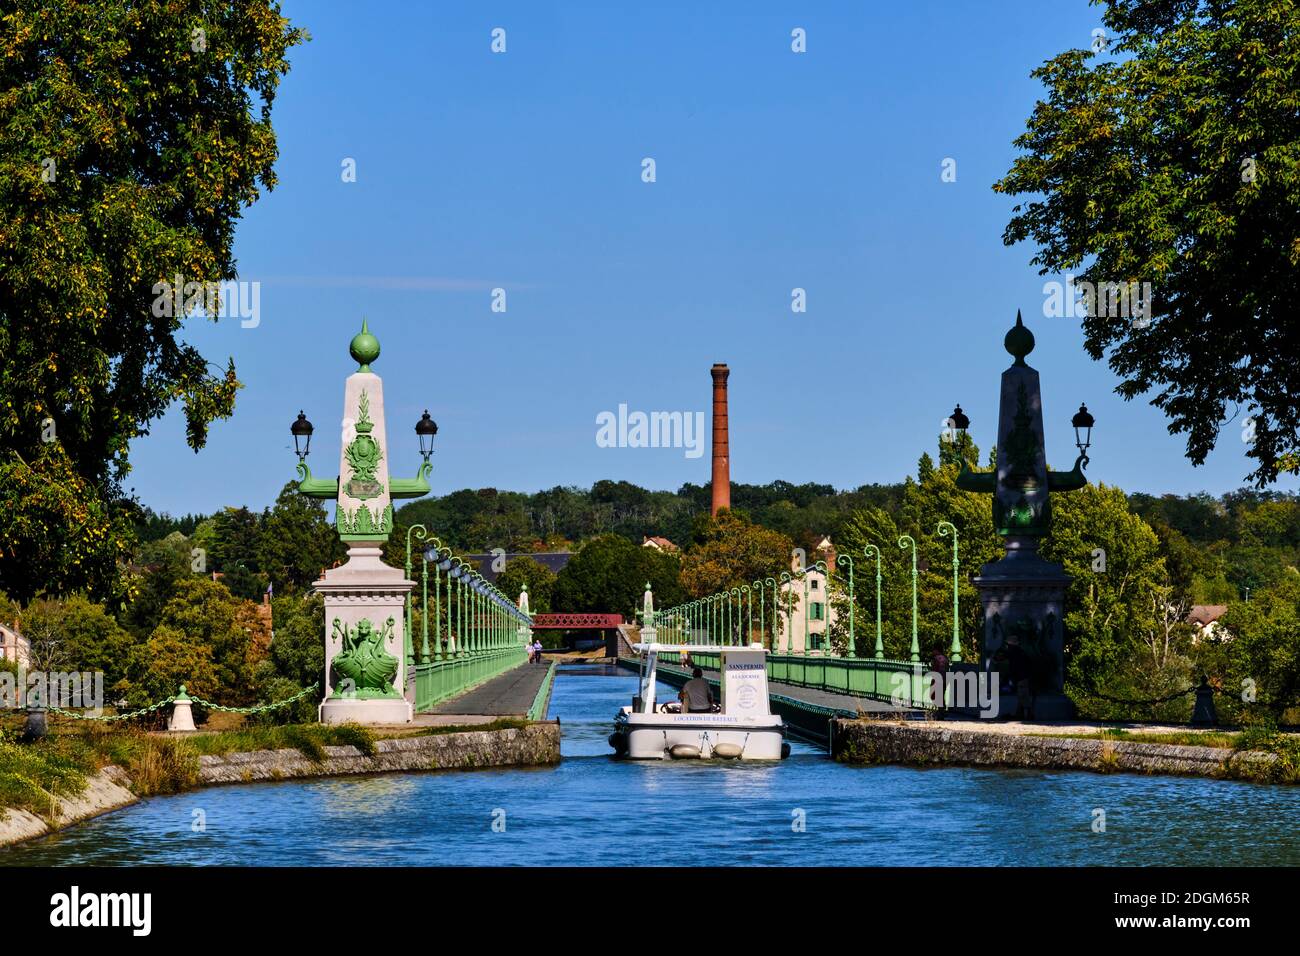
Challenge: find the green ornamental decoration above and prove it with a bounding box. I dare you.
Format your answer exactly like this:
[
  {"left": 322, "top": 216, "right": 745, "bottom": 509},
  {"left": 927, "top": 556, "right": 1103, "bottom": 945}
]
[
  {"left": 343, "top": 390, "right": 384, "bottom": 500},
  {"left": 329, "top": 617, "right": 400, "bottom": 698},
  {"left": 336, "top": 502, "right": 393, "bottom": 537}
]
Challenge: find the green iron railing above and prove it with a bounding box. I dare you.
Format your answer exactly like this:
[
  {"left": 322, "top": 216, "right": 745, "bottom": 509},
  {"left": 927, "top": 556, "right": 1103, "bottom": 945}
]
[
  {"left": 645, "top": 522, "right": 969, "bottom": 710},
  {"left": 405, "top": 526, "right": 534, "bottom": 712}
]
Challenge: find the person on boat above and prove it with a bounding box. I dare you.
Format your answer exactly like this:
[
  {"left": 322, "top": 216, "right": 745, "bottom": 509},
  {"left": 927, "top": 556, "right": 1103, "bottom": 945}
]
[{"left": 679, "top": 667, "right": 714, "bottom": 713}]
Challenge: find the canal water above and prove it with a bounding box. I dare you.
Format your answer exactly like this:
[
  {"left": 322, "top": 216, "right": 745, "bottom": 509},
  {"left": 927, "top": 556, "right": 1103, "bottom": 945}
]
[{"left": 5, "top": 663, "right": 1300, "bottom": 866}]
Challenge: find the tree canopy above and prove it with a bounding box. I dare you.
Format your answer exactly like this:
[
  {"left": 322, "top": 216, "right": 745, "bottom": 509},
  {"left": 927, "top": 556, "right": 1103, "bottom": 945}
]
[
  {"left": 0, "top": 0, "right": 306, "bottom": 601},
  {"left": 996, "top": 0, "right": 1300, "bottom": 485}
]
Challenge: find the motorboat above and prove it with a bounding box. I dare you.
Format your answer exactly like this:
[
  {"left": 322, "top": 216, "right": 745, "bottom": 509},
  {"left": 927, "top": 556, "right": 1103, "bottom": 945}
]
[{"left": 609, "top": 642, "right": 789, "bottom": 760}]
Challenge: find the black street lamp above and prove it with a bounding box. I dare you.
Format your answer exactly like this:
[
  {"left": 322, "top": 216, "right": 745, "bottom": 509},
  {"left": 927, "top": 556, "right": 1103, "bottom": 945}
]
[
  {"left": 1071, "top": 403, "right": 1095, "bottom": 460},
  {"left": 948, "top": 404, "right": 970, "bottom": 440},
  {"left": 416, "top": 410, "right": 438, "bottom": 461},
  {"left": 291, "top": 411, "right": 314, "bottom": 460}
]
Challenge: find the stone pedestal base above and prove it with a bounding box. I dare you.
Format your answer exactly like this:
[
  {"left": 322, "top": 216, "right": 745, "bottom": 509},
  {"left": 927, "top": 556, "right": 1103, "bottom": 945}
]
[
  {"left": 320, "top": 697, "right": 413, "bottom": 725},
  {"left": 976, "top": 535, "right": 1074, "bottom": 718},
  {"left": 993, "top": 690, "right": 1076, "bottom": 721},
  {"left": 312, "top": 543, "right": 415, "bottom": 725}
]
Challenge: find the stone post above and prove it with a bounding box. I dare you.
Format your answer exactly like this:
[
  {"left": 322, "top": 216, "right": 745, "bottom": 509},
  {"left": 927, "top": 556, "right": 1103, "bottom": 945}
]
[
  {"left": 959, "top": 313, "right": 1089, "bottom": 720},
  {"left": 295, "top": 322, "right": 433, "bottom": 726}
]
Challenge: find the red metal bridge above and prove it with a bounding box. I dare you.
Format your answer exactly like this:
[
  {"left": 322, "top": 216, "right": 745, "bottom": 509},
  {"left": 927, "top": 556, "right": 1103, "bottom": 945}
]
[{"left": 528, "top": 612, "right": 625, "bottom": 630}]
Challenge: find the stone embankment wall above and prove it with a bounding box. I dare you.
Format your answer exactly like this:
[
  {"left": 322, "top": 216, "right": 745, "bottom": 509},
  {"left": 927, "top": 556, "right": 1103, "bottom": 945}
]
[
  {"left": 198, "top": 722, "right": 560, "bottom": 785},
  {"left": 1, "top": 723, "right": 561, "bottom": 848},
  {"left": 831, "top": 719, "right": 1280, "bottom": 781}
]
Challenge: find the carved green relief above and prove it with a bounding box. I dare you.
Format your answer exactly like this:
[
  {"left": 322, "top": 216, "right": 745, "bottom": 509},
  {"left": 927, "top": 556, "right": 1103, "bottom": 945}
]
[
  {"left": 343, "top": 390, "right": 384, "bottom": 500},
  {"left": 329, "top": 617, "right": 400, "bottom": 698},
  {"left": 337, "top": 502, "right": 392, "bottom": 539}
]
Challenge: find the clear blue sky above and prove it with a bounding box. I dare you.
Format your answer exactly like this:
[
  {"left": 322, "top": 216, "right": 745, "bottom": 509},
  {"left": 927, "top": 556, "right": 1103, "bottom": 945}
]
[{"left": 128, "top": 0, "right": 1296, "bottom": 517}]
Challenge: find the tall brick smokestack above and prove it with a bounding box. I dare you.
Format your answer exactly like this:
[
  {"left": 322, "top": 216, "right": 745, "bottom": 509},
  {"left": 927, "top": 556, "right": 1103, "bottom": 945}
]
[{"left": 710, "top": 363, "right": 731, "bottom": 516}]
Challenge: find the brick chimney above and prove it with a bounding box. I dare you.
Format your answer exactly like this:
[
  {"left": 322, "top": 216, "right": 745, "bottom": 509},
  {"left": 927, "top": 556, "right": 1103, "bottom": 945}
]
[{"left": 711, "top": 363, "right": 731, "bottom": 516}]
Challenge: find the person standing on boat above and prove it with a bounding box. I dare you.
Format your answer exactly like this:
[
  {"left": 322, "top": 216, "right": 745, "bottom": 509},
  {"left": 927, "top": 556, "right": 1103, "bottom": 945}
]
[{"left": 679, "top": 667, "right": 714, "bottom": 713}]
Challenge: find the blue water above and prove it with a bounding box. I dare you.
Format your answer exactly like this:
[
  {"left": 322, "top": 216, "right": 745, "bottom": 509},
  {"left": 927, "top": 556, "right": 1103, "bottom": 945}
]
[{"left": 5, "top": 663, "right": 1299, "bottom": 866}]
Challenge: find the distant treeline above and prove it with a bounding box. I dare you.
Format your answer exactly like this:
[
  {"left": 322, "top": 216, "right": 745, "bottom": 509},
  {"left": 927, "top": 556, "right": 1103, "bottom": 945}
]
[{"left": 138, "top": 481, "right": 1298, "bottom": 606}]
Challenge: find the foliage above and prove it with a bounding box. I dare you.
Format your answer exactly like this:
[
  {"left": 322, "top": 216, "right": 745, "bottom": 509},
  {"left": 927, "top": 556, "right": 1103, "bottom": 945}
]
[
  {"left": 251, "top": 594, "right": 324, "bottom": 723},
  {"left": 123, "top": 625, "right": 220, "bottom": 710},
  {"left": 837, "top": 440, "right": 999, "bottom": 661},
  {"left": 17, "top": 594, "right": 134, "bottom": 690},
  {"left": 1201, "top": 573, "right": 1300, "bottom": 722},
  {"left": 1042, "top": 483, "right": 1184, "bottom": 713},
  {"left": 0, "top": 0, "right": 306, "bottom": 601},
  {"left": 680, "top": 510, "right": 794, "bottom": 599},
  {"left": 258, "top": 483, "right": 346, "bottom": 595},
  {"left": 0, "top": 444, "right": 138, "bottom": 604},
  {"left": 995, "top": 0, "right": 1300, "bottom": 485},
  {"left": 113, "top": 576, "right": 266, "bottom": 708},
  {"left": 553, "top": 534, "right": 684, "bottom": 616},
  {"left": 495, "top": 557, "right": 557, "bottom": 613}
]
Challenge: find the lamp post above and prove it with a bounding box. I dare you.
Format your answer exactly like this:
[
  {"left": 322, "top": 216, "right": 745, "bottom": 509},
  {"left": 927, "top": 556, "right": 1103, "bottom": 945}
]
[
  {"left": 898, "top": 535, "right": 919, "bottom": 663},
  {"left": 837, "top": 554, "right": 855, "bottom": 658},
  {"left": 937, "top": 521, "right": 961, "bottom": 662},
  {"left": 864, "top": 545, "right": 884, "bottom": 659},
  {"left": 405, "top": 523, "right": 428, "bottom": 665}
]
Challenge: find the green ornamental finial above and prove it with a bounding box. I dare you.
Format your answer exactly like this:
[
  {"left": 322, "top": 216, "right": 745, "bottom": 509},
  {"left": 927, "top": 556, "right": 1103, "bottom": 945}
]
[
  {"left": 1004, "top": 309, "right": 1035, "bottom": 367},
  {"left": 350, "top": 318, "right": 381, "bottom": 371}
]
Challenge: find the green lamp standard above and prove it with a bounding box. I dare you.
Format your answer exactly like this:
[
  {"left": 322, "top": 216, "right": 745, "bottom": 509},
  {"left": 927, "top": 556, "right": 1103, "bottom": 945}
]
[
  {"left": 837, "top": 553, "right": 855, "bottom": 658},
  {"left": 404, "top": 523, "right": 428, "bottom": 665},
  {"left": 937, "top": 521, "right": 962, "bottom": 663},
  {"left": 864, "top": 544, "right": 884, "bottom": 660},
  {"left": 898, "top": 535, "right": 920, "bottom": 663}
]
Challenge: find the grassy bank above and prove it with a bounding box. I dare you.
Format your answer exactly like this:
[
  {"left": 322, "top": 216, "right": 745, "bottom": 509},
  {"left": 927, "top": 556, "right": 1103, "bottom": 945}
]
[{"left": 2, "top": 719, "right": 531, "bottom": 821}]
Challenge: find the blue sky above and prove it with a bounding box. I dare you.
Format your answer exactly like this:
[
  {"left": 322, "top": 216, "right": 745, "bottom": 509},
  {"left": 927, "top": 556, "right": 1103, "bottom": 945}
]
[{"left": 129, "top": 0, "right": 1295, "bottom": 517}]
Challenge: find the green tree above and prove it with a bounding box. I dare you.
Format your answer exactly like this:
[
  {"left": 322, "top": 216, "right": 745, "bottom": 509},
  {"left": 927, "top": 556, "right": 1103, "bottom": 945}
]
[
  {"left": 28, "top": 595, "right": 135, "bottom": 691},
  {"left": 680, "top": 511, "right": 795, "bottom": 599},
  {"left": 0, "top": 2, "right": 306, "bottom": 601},
  {"left": 124, "top": 625, "right": 220, "bottom": 711},
  {"left": 553, "top": 534, "right": 683, "bottom": 616},
  {"left": 995, "top": 0, "right": 1300, "bottom": 485},
  {"left": 121, "top": 532, "right": 195, "bottom": 638},
  {"left": 152, "top": 577, "right": 264, "bottom": 705},
  {"left": 252, "top": 593, "right": 324, "bottom": 723},
  {"left": 495, "top": 557, "right": 557, "bottom": 613},
  {"left": 1204, "top": 572, "right": 1300, "bottom": 721},
  {"left": 258, "top": 482, "right": 346, "bottom": 594},
  {"left": 1041, "top": 483, "right": 1181, "bottom": 714}
]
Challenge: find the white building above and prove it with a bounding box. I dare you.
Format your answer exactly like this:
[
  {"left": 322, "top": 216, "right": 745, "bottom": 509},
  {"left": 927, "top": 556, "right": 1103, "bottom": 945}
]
[
  {"left": 0, "top": 622, "right": 30, "bottom": 667},
  {"left": 778, "top": 538, "right": 839, "bottom": 654}
]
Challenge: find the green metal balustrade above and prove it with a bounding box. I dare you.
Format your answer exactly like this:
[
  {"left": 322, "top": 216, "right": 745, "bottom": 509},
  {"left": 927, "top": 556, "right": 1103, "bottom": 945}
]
[
  {"left": 648, "top": 523, "right": 968, "bottom": 710},
  {"left": 405, "top": 526, "right": 534, "bottom": 711}
]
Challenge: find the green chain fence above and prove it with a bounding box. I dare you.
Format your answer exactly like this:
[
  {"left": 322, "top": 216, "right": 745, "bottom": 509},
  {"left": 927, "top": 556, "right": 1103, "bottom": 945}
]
[{"left": 48, "top": 682, "right": 320, "bottom": 723}]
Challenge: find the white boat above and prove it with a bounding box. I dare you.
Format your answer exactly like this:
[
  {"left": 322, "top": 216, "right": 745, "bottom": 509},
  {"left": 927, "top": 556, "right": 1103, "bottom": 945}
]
[{"left": 609, "top": 643, "right": 790, "bottom": 760}]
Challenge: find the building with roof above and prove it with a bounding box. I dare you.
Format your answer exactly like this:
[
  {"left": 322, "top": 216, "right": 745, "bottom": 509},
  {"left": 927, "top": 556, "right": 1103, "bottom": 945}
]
[{"left": 0, "top": 622, "right": 30, "bottom": 667}]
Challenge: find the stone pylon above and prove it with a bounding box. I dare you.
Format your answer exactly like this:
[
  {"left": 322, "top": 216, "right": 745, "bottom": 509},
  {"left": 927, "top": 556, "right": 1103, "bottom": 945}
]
[
  {"left": 958, "top": 313, "right": 1088, "bottom": 720},
  {"left": 296, "top": 321, "right": 433, "bottom": 725}
]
